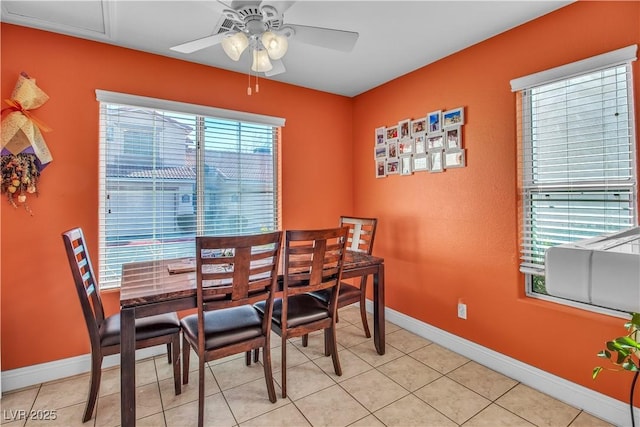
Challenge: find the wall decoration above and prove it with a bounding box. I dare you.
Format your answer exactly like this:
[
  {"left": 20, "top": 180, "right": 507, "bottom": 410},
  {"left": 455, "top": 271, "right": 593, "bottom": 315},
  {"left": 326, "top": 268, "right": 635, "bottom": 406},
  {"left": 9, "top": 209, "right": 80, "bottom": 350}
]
[
  {"left": 386, "top": 159, "right": 399, "bottom": 175},
  {"left": 413, "top": 155, "right": 428, "bottom": 172},
  {"left": 1, "top": 72, "right": 53, "bottom": 214},
  {"left": 400, "top": 157, "right": 412, "bottom": 175},
  {"left": 386, "top": 125, "right": 399, "bottom": 142},
  {"left": 429, "top": 150, "right": 444, "bottom": 173},
  {"left": 411, "top": 118, "right": 426, "bottom": 136},
  {"left": 376, "top": 159, "right": 386, "bottom": 178},
  {"left": 427, "top": 133, "right": 444, "bottom": 150},
  {"left": 398, "top": 138, "right": 414, "bottom": 156},
  {"left": 444, "top": 149, "right": 466, "bottom": 168},
  {"left": 414, "top": 136, "right": 426, "bottom": 154},
  {"left": 373, "top": 105, "right": 466, "bottom": 178},
  {"left": 427, "top": 110, "right": 442, "bottom": 133},
  {"left": 387, "top": 141, "right": 398, "bottom": 159},
  {"left": 443, "top": 107, "right": 464, "bottom": 127},
  {"left": 445, "top": 126, "right": 462, "bottom": 149},
  {"left": 398, "top": 119, "right": 411, "bottom": 139},
  {"left": 375, "top": 126, "right": 386, "bottom": 146}
]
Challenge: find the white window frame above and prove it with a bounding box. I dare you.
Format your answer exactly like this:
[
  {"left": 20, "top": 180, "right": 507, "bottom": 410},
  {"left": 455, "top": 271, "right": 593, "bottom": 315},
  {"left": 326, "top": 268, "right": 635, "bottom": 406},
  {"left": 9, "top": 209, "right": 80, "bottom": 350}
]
[
  {"left": 511, "top": 45, "right": 638, "bottom": 313},
  {"left": 96, "top": 90, "right": 285, "bottom": 289}
]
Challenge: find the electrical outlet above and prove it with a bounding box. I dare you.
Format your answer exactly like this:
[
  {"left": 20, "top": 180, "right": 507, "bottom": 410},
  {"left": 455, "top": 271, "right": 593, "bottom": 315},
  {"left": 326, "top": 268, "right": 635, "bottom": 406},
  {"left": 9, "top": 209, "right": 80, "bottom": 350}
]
[{"left": 457, "top": 302, "right": 467, "bottom": 319}]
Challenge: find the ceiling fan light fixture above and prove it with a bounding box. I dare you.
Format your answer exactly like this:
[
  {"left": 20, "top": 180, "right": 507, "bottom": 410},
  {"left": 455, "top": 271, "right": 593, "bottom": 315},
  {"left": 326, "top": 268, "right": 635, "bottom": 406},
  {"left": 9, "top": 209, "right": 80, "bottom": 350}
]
[
  {"left": 261, "top": 31, "right": 288, "bottom": 60},
  {"left": 251, "top": 48, "right": 273, "bottom": 72},
  {"left": 221, "top": 32, "right": 249, "bottom": 61}
]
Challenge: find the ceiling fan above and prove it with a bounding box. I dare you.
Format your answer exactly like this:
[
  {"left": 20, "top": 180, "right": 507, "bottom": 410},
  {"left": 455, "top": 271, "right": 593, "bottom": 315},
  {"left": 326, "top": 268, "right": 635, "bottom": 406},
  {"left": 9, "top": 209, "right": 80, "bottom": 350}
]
[{"left": 170, "top": 0, "right": 359, "bottom": 78}]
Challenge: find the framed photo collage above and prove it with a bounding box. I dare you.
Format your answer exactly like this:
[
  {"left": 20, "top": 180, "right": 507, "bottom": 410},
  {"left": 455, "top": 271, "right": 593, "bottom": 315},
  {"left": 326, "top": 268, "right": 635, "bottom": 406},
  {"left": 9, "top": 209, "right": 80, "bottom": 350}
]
[{"left": 375, "top": 107, "right": 466, "bottom": 178}]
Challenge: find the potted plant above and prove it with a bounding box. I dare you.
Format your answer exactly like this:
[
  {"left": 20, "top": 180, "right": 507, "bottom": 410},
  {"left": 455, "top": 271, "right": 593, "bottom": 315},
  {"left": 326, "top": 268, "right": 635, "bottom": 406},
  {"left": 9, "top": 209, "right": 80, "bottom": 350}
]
[{"left": 593, "top": 312, "right": 640, "bottom": 427}]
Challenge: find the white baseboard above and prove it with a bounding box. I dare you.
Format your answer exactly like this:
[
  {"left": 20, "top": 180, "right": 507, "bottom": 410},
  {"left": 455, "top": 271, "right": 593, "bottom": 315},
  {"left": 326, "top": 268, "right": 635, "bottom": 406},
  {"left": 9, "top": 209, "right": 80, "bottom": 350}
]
[
  {"left": 1, "top": 346, "right": 165, "bottom": 396},
  {"left": 1, "top": 306, "right": 636, "bottom": 426},
  {"left": 371, "top": 301, "right": 637, "bottom": 427}
]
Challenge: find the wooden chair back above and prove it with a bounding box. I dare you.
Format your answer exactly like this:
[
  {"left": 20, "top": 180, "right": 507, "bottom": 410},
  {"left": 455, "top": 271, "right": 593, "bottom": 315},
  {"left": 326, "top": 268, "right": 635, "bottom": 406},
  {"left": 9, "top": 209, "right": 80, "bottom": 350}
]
[
  {"left": 62, "top": 227, "right": 105, "bottom": 350},
  {"left": 283, "top": 227, "right": 349, "bottom": 300},
  {"left": 340, "top": 216, "right": 378, "bottom": 254}
]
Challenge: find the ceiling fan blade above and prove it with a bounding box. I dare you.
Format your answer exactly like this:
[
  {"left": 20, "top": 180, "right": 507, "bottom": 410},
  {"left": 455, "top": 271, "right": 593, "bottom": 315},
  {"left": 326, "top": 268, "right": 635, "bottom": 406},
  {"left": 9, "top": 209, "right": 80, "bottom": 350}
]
[
  {"left": 170, "top": 32, "right": 228, "bottom": 54},
  {"left": 288, "top": 24, "right": 358, "bottom": 52},
  {"left": 265, "top": 59, "right": 286, "bottom": 76}
]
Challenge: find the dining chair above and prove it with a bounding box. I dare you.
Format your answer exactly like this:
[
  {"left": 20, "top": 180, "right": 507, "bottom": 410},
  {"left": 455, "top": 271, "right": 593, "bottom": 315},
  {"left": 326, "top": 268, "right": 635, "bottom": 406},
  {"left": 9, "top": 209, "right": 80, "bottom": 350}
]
[
  {"left": 254, "top": 227, "right": 349, "bottom": 398},
  {"left": 304, "top": 216, "right": 378, "bottom": 349},
  {"left": 181, "top": 231, "right": 282, "bottom": 427},
  {"left": 61, "top": 227, "right": 181, "bottom": 423}
]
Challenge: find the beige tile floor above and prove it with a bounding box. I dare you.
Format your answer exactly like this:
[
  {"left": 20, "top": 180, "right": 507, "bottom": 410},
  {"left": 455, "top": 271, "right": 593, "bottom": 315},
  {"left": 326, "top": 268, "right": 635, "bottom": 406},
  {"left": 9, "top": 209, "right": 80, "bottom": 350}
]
[{"left": 1, "top": 306, "right": 613, "bottom": 427}]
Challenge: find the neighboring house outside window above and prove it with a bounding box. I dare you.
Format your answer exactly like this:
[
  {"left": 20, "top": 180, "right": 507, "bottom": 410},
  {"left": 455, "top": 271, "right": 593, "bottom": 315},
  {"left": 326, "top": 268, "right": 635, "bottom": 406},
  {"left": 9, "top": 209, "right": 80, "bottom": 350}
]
[
  {"left": 97, "top": 91, "right": 284, "bottom": 288},
  {"left": 512, "top": 45, "right": 637, "bottom": 310}
]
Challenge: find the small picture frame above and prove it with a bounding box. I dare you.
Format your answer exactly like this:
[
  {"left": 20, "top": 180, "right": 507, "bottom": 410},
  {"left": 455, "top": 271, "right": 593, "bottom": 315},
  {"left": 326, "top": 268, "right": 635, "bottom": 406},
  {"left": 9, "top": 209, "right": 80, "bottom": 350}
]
[
  {"left": 411, "top": 117, "right": 427, "bottom": 136},
  {"left": 375, "top": 145, "right": 387, "bottom": 159},
  {"left": 414, "top": 136, "right": 426, "bottom": 154},
  {"left": 386, "top": 159, "right": 399, "bottom": 175},
  {"left": 443, "top": 107, "right": 464, "bottom": 128},
  {"left": 375, "top": 127, "right": 386, "bottom": 146},
  {"left": 398, "top": 138, "right": 414, "bottom": 156},
  {"left": 398, "top": 119, "right": 411, "bottom": 139},
  {"left": 427, "top": 110, "right": 442, "bottom": 133},
  {"left": 412, "top": 155, "right": 428, "bottom": 172},
  {"left": 386, "top": 125, "right": 399, "bottom": 142},
  {"left": 400, "top": 156, "right": 412, "bottom": 175},
  {"left": 445, "top": 126, "right": 462, "bottom": 149},
  {"left": 444, "top": 149, "right": 466, "bottom": 169},
  {"left": 427, "top": 132, "right": 444, "bottom": 150},
  {"left": 375, "top": 158, "right": 386, "bottom": 178},
  {"left": 387, "top": 141, "right": 398, "bottom": 159},
  {"left": 429, "top": 150, "right": 444, "bottom": 173}
]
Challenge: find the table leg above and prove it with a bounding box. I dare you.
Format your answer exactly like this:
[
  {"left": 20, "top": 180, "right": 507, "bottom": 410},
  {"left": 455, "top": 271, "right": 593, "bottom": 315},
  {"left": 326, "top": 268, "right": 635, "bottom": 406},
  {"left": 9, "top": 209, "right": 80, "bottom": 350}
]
[
  {"left": 121, "top": 307, "right": 136, "bottom": 427},
  {"left": 373, "top": 264, "right": 385, "bottom": 355}
]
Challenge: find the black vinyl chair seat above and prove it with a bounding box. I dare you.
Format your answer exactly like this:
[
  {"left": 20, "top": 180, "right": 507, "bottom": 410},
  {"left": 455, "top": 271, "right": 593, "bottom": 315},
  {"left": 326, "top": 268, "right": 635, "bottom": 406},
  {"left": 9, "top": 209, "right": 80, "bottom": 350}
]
[
  {"left": 310, "top": 282, "right": 361, "bottom": 305},
  {"left": 100, "top": 312, "right": 180, "bottom": 347},
  {"left": 181, "top": 306, "right": 263, "bottom": 350},
  {"left": 256, "top": 294, "right": 330, "bottom": 329}
]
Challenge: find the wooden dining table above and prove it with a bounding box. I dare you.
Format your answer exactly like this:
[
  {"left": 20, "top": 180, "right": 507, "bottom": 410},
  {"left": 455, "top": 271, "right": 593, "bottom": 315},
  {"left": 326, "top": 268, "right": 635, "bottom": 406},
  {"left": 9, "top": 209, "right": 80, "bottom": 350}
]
[{"left": 119, "top": 250, "right": 384, "bottom": 426}]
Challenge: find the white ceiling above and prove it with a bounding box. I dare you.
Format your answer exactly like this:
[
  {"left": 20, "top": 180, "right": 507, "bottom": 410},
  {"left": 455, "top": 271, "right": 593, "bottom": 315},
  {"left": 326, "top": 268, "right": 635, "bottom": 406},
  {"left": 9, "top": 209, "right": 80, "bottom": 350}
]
[{"left": 1, "top": 0, "right": 573, "bottom": 97}]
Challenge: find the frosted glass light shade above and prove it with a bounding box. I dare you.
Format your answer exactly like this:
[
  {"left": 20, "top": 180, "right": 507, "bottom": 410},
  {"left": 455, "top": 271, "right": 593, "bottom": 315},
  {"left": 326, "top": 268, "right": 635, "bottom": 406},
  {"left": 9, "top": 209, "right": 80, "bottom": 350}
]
[
  {"left": 251, "top": 49, "right": 273, "bottom": 72},
  {"left": 261, "top": 31, "right": 288, "bottom": 60},
  {"left": 221, "top": 32, "right": 249, "bottom": 61}
]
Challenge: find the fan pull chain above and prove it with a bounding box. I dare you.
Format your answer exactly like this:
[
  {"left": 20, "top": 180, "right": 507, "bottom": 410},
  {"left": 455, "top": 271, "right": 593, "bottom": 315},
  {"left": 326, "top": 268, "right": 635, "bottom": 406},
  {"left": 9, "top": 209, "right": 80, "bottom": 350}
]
[
  {"left": 247, "top": 70, "right": 252, "bottom": 96},
  {"left": 255, "top": 74, "right": 260, "bottom": 93}
]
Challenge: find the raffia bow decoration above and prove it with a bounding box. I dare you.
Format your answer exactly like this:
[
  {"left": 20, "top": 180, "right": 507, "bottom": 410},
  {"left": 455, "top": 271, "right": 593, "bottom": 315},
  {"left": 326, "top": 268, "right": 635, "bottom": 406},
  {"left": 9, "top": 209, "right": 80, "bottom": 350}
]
[{"left": 1, "top": 72, "right": 53, "bottom": 214}]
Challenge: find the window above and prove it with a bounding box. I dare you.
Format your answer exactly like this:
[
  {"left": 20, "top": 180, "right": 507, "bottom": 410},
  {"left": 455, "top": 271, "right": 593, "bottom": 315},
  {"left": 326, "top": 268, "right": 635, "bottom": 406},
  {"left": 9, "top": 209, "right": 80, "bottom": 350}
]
[
  {"left": 511, "top": 45, "right": 637, "bottom": 302},
  {"left": 96, "top": 91, "right": 284, "bottom": 288}
]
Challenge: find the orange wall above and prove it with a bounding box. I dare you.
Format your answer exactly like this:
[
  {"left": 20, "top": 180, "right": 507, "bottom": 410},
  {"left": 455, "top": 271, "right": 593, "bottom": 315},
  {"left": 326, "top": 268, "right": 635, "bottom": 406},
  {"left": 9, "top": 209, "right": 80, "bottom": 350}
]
[
  {"left": 0, "top": 24, "right": 353, "bottom": 369},
  {"left": 1, "top": 0, "right": 639, "bottom": 407},
  {"left": 352, "top": 1, "right": 639, "bottom": 404}
]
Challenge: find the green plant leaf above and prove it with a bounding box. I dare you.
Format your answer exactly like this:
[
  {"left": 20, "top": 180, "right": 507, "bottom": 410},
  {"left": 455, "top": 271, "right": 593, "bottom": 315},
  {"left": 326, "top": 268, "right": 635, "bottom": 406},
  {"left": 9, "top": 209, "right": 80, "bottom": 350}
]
[
  {"left": 615, "top": 336, "right": 640, "bottom": 349},
  {"left": 615, "top": 351, "right": 630, "bottom": 365},
  {"left": 622, "top": 360, "right": 639, "bottom": 372},
  {"left": 593, "top": 366, "right": 603, "bottom": 379}
]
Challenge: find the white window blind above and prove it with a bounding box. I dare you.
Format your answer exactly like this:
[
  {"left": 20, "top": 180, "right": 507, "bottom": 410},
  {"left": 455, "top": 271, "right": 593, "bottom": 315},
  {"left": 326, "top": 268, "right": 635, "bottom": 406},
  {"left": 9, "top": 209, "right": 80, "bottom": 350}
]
[
  {"left": 96, "top": 91, "right": 283, "bottom": 288},
  {"left": 513, "top": 46, "right": 637, "bottom": 287}
]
